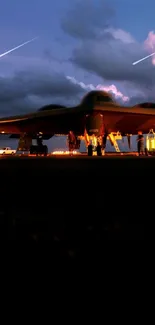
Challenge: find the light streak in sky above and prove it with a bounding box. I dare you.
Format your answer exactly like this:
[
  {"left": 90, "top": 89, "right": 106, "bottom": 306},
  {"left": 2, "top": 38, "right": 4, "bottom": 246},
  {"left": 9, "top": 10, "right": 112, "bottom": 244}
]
[
  {"left": 132, "top": 52, "right": 155, "bottom": 65},
  {"left": 0, "top": 37, "right": 38, "bottom": 59}
]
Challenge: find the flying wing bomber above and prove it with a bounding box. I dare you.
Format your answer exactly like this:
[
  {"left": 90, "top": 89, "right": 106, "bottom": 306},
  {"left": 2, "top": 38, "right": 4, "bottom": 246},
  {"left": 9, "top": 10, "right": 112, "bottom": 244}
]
[{"left": 1, "top": 90, "right": 155, "bottom": 155}]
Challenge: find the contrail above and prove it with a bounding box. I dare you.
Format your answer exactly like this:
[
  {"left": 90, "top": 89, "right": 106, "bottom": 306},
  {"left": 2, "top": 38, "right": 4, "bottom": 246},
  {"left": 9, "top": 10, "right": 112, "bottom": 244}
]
[
  {"left": 132, "top": 52, "right": 155, "bottom": 65},
  {"left": 0, "top": 36, "right": 38, "bottom": 59}
]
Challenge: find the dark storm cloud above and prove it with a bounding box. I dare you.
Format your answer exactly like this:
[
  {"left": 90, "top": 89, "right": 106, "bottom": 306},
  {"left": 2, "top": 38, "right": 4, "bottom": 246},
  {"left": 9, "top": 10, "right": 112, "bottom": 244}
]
[
  {"left": 0, "top": 68, "right": 85, "bottom": 116},
  {"left": 61, "top": 0, "right": 115, "bottom": 40},
  {"left": 43, "top": 49, "right": 68, "bottom": 64},
  {"left": 128, "top": 93, "right": 155, "bottom": 106},
  {"left": 70, "top": 40, "right": 155, "bottom": 86},
  {"left": 62, "top": 1, "right": 155, "bottom": 89}
]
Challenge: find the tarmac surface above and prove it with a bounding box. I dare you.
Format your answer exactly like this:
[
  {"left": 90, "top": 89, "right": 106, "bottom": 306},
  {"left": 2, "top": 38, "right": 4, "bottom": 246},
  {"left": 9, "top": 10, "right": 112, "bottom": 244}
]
[{"left": 0, "top": 154, "right": 145, "bottom": 250}]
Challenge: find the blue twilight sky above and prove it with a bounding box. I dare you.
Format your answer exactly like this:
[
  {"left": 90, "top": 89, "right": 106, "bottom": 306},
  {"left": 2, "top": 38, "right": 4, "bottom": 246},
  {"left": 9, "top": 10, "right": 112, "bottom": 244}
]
[
  {"left": 0, "top": 0, "right": 155, "bottom": 151},
  {"left": 1, "top": 0, "right": 155, "bottom": 51}
]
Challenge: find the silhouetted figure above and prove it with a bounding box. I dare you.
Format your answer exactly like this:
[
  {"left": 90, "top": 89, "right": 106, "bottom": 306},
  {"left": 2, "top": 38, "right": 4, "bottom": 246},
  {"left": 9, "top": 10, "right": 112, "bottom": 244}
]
[
  {"left": 145, "top": 147, "right": 148, "bottom": 156},
  {"left": 137, "top": 131, "right": 144, "bottom": 156}
]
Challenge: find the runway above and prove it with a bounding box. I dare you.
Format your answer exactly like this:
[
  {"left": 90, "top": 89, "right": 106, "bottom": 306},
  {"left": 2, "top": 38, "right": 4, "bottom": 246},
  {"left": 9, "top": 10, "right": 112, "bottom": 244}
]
[
  {"left": 0, "top": 153, "right": 144, "bottom": 245},
  {"left": 0, "top": 153, "right": 153, "bottom": 171}
]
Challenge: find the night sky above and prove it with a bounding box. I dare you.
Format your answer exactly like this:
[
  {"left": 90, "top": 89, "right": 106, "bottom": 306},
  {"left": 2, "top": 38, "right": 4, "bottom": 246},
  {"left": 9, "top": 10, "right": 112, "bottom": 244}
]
[{"left": 0, "top": 0, "right": 155, "bottom": 151}]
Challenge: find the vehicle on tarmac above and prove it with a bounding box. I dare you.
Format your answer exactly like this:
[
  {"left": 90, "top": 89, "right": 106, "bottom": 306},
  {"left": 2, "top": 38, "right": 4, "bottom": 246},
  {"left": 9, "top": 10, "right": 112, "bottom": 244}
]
[{"left": 0, "top": 147, "right": 16, "bottom": 155}]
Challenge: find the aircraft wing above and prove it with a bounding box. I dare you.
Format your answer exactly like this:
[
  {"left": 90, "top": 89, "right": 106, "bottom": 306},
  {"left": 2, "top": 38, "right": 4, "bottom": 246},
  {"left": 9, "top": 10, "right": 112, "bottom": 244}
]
[
  {"left": 1, "top": 102, "right": 155, "bottom": 136},
  {"left": 0, "top": 105, "right": 86, "bottom": 136},
  {"left": 96, "top": 104, "right": 155, "bottom": 134},
  {"left": 0, "top": 114, "right": 30, "bottom": 134}
]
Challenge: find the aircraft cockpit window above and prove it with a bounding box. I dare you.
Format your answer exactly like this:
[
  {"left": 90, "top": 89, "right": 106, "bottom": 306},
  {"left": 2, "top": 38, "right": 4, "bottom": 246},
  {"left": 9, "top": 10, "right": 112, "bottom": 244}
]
[
  {"left": 136, "top": 102, "right": 155, "bottom": 108},
  {"left": 143, "top": 103, "right": 155, "bottom": 108},
  {"left": 96, "top": 95, "right": 113, "bottom": 103}
]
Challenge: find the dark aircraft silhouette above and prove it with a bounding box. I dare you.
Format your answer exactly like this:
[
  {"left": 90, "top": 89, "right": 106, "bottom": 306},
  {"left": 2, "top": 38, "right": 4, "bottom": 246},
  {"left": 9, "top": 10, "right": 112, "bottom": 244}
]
[{"left": 1, "top": 90, "right": 155, "bottom": 155}]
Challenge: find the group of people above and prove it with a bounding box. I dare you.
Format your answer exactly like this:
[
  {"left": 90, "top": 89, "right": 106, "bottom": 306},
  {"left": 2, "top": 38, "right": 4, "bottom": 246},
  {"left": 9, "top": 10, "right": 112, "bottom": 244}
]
[{"left": 68, "top": 130, "right": 147, "bottom": 156}]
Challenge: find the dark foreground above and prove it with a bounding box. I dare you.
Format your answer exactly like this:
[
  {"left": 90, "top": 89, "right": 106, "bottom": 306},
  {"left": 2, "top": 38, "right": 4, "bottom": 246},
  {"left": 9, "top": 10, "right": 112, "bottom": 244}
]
[{"left": 0, "top": 155, "right": 145, "bottom": 252}]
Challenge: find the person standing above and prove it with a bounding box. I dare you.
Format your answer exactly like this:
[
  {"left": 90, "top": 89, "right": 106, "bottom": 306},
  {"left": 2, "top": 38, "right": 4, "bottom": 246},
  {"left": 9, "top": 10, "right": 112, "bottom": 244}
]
[{"left": 137, "top": 131, "right": 144, "bottom": 156}]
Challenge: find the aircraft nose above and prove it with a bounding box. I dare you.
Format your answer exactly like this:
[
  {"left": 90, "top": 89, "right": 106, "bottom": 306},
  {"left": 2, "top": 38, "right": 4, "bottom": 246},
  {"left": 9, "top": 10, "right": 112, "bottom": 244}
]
[{"left": 85, "top": 113, "right": 104, "bottom": 136}]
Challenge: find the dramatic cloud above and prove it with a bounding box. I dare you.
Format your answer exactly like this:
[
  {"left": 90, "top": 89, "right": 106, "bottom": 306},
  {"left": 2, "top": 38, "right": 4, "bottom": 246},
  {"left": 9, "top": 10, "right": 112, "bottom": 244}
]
[
  {"left": 62, "top": 1, "right": 155, "bottom": 98},
  {"left": 144, "top": 31, "right": 155, "bottom": 65},
  {"left": 67, "top": 76, "right": 129, "bottom": 102},
  {"left": 1, "top": 0, "right": 155, "bottom": 120},
  {"left": 0, "top": 67, "right": 85, "bottom": 116},
  {"left": 61, "top": 0, "right": 115, "bottom": 41},
  {"left": 69, "top": 30, "right": 155, "bottom": 86}
]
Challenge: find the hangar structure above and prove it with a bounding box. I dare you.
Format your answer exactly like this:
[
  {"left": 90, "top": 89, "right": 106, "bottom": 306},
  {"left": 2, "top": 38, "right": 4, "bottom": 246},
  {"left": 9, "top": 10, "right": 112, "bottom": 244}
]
[{"left": 1, "top": 90, "right": 155, "bottom": 156}]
